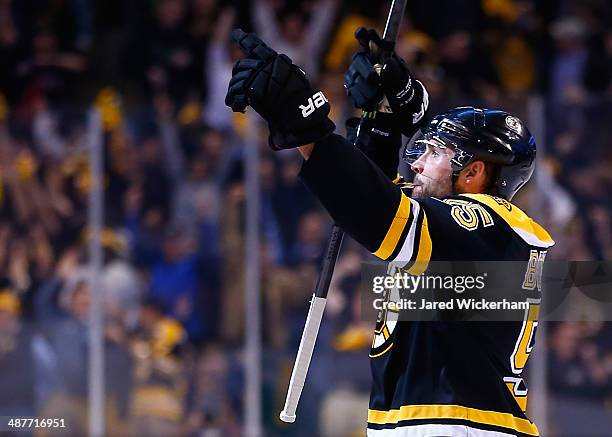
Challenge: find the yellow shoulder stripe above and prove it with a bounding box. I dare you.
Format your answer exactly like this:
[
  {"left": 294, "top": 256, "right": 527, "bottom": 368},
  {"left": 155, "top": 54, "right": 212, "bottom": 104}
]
[
  {"left": 459, "top": 194, "right": 554, "bottom": 248},
  {"left": 373, "top": 193, "right": 411, "bottom": 260},
  {"left": 367, "top": 404, "right": 539, "bottom": 436}
]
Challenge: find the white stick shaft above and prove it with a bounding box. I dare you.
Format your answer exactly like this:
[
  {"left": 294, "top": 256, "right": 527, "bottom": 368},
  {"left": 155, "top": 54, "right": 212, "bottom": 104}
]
[{"left": 279, "top": 294, "right": 327, "bottom": 423}]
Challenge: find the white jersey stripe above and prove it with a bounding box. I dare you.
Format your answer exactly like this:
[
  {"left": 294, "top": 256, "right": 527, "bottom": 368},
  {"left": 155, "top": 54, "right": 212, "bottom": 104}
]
[
  {"left": 390, "top": 199, "right": 421, "bottom": 265},
  {"left": 512, "top": 227, "right": 555, "bottom": 248},
  {"left": 367, "top": 423, "right": 519, "bottom": 437}
]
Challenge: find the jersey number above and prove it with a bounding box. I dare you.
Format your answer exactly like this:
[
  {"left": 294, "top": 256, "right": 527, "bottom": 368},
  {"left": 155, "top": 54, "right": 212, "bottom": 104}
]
[
  {"left": 505, "top": 299, "right": 540, "bottom": 412},
  {"left": 442, "top": 199, "right": 494, "bottom": 231}
]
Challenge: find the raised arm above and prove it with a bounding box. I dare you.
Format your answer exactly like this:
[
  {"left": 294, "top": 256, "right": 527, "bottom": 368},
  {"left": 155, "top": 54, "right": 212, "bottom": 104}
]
[
  {"left": 224, "top": 30, "right": 424, "bottom": 258},
  {"left": 252, "top": 0, "right": 281, "bottom": 46},
  {"left": 302, "top": 0, "right": 341, "bottom": 66},
  {"left": 203, "top": 8, "right": 236, "bottom": 130},
  {"left": 299, "top": 134, "right": 402, "bottom": 253}
]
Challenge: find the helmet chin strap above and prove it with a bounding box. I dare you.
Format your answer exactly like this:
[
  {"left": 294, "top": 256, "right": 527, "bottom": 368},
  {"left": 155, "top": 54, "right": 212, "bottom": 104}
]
[
  {"left": 450, "top": 160, "right": 466, "bottom": 194},
  {"left": 451, "top": 173, "right": 460, "bottom": 194}
]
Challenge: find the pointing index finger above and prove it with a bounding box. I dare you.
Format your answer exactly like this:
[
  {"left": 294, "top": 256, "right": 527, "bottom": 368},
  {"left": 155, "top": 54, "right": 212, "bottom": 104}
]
[
  {"left": 230, "top": 28, "right": 276, "bottom": 61},
  {"left": 230, "top": 28, "right": 247, "bottom": 45}
]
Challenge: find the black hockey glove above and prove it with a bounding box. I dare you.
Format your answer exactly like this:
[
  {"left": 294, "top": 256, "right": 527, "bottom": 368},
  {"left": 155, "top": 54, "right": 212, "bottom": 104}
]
[
  {"left": 346, "top": 113, "right": 402, "bottom": 180},
  {"left": 344, "top": 28, "right": 429, "bottom": 136},
  {"left": 225, "top": 29, "right": 335, "bottom": 150}
]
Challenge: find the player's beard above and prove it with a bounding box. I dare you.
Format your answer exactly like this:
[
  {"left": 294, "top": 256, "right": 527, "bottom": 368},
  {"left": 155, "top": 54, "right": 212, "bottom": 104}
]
[{"left": 411, "top": 173, "right": 453, "bottom": 199}]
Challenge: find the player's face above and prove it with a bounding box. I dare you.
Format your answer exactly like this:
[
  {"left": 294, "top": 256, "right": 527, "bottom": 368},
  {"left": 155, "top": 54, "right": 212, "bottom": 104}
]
[{"left": 410, "top": 145, "right": 454, "bottom": 198}]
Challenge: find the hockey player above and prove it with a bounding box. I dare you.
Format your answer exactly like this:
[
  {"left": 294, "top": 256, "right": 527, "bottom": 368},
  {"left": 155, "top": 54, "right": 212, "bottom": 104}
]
[{"left": 226, "top": 28, "right": 554, "bottom": 437}]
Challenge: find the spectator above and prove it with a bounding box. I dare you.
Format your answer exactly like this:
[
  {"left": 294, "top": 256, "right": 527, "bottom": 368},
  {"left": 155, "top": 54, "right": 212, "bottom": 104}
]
[
  {"left": 147, "top": 0, "right": 200, "bottom": 104},
  {"left": 549, "top": 17, "right": 589, "bottom": 120},
  {"left": 14, "top": 28, "right": 87, "bottom": 106},
  {"left": 39, "top": 267, "right": 90, "bottom": 396},
  {"left": 286, "top": 211, "right": 328, "bottom": 266},
  {"left": 252, "top": 0, "right": 340, "bottom": 78},
  {"left": 184, "top": 344, "right": 241, "bottom": 436},
  {"left": 149, "top": 227, "right": 203, "bottom": 341},
  {"left": 548, "top": 321, "right": 609, "bottom": 400},
  {"left": 0, "top": 285, "right": 61, "bottom": 416},
  {"left": 202, "top": 7, "right": 240, "bottom": 131},
  {"left": 130, "top": 298, "right": 187, "bottom": 436}
]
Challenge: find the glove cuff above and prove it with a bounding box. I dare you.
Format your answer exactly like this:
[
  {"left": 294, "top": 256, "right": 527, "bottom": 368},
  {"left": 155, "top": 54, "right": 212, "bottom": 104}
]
[
  {"left": 348, "top": 113, "right": 402, "bottom": 179},
  {"left": 268, "top": 118, "right": 336, "bottom": 150},
  {"left": 387, "top": 80, "right": 429, "bottom": 136},
  {"left": 380, "top": 56, "right": 429, "bottom": 135}
]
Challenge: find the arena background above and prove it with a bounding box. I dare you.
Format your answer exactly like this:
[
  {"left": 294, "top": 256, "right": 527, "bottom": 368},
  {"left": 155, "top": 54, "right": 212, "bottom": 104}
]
[{"left": 0, "top": 0, "right": 610, "bottom": 436}]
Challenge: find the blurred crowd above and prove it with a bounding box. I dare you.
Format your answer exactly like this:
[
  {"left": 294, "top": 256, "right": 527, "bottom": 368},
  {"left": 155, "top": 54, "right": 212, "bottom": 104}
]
[{"left": 0, "top": 0, "right": 610, "bottom": 435}]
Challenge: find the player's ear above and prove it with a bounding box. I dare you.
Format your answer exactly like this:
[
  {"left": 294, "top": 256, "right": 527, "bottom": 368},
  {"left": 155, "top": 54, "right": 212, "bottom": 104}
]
[
  {"left": 457, "top": 160, "right": 488, "bottom": 193},
  {"left": 467, "top": 161, "right": 487, "bottom": 180}
]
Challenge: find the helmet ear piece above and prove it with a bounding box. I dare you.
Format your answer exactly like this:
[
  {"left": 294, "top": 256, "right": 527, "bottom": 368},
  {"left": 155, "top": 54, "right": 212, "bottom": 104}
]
[{"left": 450, "top": 147, "right": 473, "bottom": 173}]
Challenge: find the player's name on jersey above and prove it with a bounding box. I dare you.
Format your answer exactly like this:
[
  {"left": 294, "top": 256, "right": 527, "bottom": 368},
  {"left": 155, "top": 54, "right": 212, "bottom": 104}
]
[{"left": 373, "top": 298, "right": 530, "bottom": 311}]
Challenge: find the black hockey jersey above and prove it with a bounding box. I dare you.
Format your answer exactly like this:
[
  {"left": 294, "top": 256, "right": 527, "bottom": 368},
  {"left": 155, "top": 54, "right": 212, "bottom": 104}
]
[
  {"left": 299, "top": 134, "right": 554, "bottom": 437},
  {"left": 366, "top": 192, "right": 553, "bottom": 437}
]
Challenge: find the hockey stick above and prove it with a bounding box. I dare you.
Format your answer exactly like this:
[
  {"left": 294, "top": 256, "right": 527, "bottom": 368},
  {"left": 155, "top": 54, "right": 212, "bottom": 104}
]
[
  {"left": 279, "top": 0, "right": 409, "bottom": 424},
  {"left": 279, "top": 225, "right": 344, "bottom": 423},
  {"left": 370, "top": 0, "right": 409, "bottom": 113}
]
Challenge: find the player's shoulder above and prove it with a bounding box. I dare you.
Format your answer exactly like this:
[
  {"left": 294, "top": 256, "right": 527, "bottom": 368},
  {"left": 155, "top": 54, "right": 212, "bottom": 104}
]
[{"left": 419, "top": 193, "right": 554, "bottom": 249}]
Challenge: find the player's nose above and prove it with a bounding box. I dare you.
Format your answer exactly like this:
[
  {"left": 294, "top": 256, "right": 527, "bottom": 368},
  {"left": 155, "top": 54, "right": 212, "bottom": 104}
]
[{"left": 411, "top": 158, "right": 425, "bottom": 174}]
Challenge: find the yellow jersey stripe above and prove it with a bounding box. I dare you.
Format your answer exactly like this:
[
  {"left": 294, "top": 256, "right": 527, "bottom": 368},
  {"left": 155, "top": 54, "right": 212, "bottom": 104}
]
[
  {"left": 505, "top": 381, "right": 528, "bottom": 412},
  {"left": 458, "top": 194, "right": 553, "bottom": 246},
  {"left": 407, "top": 212, "right": 432, "bottom": 275},
  {"left": 373, "top": 193, "right": 411, "bottom": 260},
  {"left": 369, "top": 342, "right": 394, "bottom": 358},
  {"left": 367, "top": 404, "right": 539, "bottom": 436}
]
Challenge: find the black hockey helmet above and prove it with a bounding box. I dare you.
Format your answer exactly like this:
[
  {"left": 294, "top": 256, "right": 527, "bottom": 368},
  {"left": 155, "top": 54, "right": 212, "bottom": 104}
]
[{"left": 402, "top": 107, "right": 536, "bottom": 200}]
